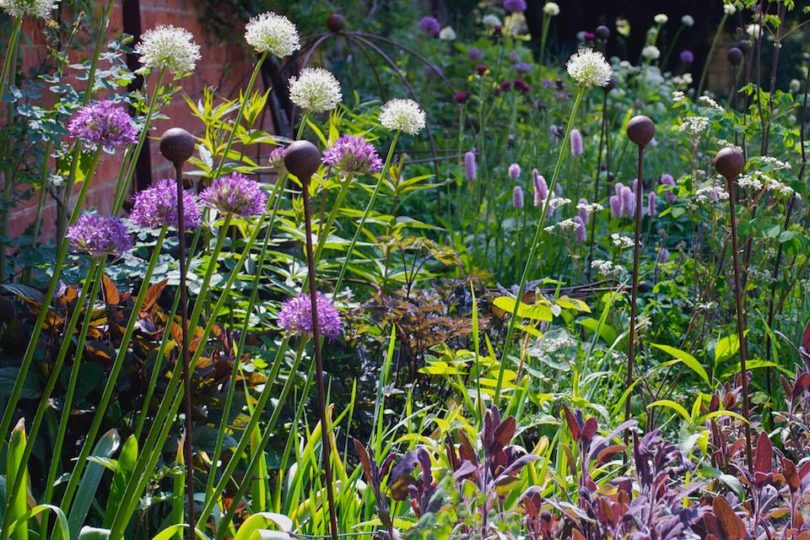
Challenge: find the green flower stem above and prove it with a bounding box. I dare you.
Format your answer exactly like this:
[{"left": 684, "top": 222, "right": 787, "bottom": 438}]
[
  {"left": 697, "top": 13, "right": 728, "bottom": 97},
  {"left": 493, "top": 88, "right": 585, "bottom": 399},
  {"left": 313, "top": 173, "right": 353, "bottom": 265},
  {"left": 58, "top": 226, "right": 170, "bottom": 513},
  {"left": 211, "top": 51, "right": 268, "bottom": 180},
  {"left": 0, "top": 17, "right": 22, "bottom": 100},
  {"left": 109, "top": 212, "right": 267, "bottom": 537},
  {"left": 333, "top": 132, "right": 399, "bottom": 297},
  {"left": 204, "top": 178, "right": 287, "bottom": 497},
  {"left": 0, "top": 146, "right": 103, "bottom": 450},
  {"left": 209, "top": 343, "right": 307, "bottom": 539},
  {"left": 0, "top": 258, "right": 103, "bottom": 538}
]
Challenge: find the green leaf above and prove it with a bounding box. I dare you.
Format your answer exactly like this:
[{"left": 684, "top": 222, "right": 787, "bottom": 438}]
[
  {"left": 7, "top": 419, "right": 29, "bottom": 540},
  {"left": 493, "top": 296, "right": 553, "bottom": 322},
  {"left": 714, "top": 333, "right": 740, "bottom": 364},
  {"left": 104, "top": 435, "right": 138, "bottom": 528},
  {"left": 233, "top": 513, "right": 292, "bottom": 540},
  {"left": 718, "top": 359, "right": 793, "bottom": 381},
  {"left": 651, "top": 344, "right": 710, "bottom": 386},
  {"left": 647, "top": 400, "right": 691, "bottom": 423},
  {"left": 78, "top": 527, "right": 111, "bottom": 539},
  {"left": 69, "top": 429, "right": 121, "bottom": 539}
]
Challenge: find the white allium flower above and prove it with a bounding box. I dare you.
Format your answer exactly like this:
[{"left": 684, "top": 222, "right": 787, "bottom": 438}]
[
  {"left": 746, "top": 24, "right": 762, "bottom": 39},
  {"left": 482, "top": 14, "right": 502, "bottom": 27},
  {"left": 135, "top": 25, "right": 201, "bottom": 77},
  {"left": 681, "top": 14, "right": 695, "bottom": 27},
  {"left": 723, "top": 3, "right": 737, "bottom": 15},
  {"left": 566, "top": 49, "right": 612, "bottom": 88},
  {"left": 289, "top": 67, "right": 342, "bottom": 113},
  {"left": 672, "top": 90, "right": 686, "bottom": 103},
  {"left": 438, "top": 26, "right": 456, "bottom": 40},
  {"left": 379, "top": 99, "right": 426, "bottom": 135},
  {"left": 0, "top": 0, "right": 57, "bottom": 18},
  {"left": 654, "top": 14, "right": 668, "bottom": 24},
  {"left": 543, "top": 2, "right": 560, "bottom": 16},
  {"left": 790, "top": 79, "right": 801, "bottom": 93},
  {"left": 244, "top": 12, "right": 300, "bottom": 57},
  {"left": 679, "top": 116, "right": 709, "bottom": 136},
  {"left": 642, "top": 45, "right": 661, "bottom": 61}
]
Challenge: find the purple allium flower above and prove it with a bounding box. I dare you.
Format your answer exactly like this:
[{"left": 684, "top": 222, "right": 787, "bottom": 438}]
[
  {"left": 503, "top": 0, "right": 527, "bottom": 12},
  {"left": 573, "top": 216, "right": 586, "bottom": 243},
  {"left": 514, "top": 62, "right": 533, "bottom": 73},
  {"left": 476, "top": 64, "right": 488, "bottom": 75},
  {"left": 418, "top": 16, "right": 440, "bottom": 37},
  {"left": 508, "top": 163, "right": 521, "bottom": 180},
  {"left": 570, "top": 129, "right": 584, "bottom": 157},
  {"left": 577, "top": 197, "right": 590, "bottom": 225},
  {"left": 532, "top": 169, "right": 548, "bottom": 205},
  {"left": 464, "top": 151, "right": 477, "bottom": 181},
  {"left": 499, "top": 80, "right": 513, "bottom": 92},
  {"left": 269, "top": 146, "right": 287, "bottom": 175},
  {"left": 512, "top": 185, "right": 524, "bottom": 209},
  {"left": 620, "top": 186, "right": 635, "bottom": 217},
  {"left": 277, "top": 291, "right": 343, "bottom": 339},
  {"left": 130, "top": 179, "right": 202, "bottom": 230},
  {"left": 322, "top": 135, "right": 383, "bottom": 175},
  {"left": 657, "top": 247, "right": 670, "bottom": 263},
  {"left": 200, "top": 173, "right": 267, "bottom": 216},
  {"left": 609, "top": 194, "right": 622, "bottom": 218},
  {"left": 468, "top": 48, "right": 483, "bottom": 61},
  {"left": 513, "top": 79, "right": 531, "bottom": 93},
  {"left": 454, "top": 91, "right": 471, "bottom": 104},
  {"left": 67, "top": 100, "right": 138, "bottom": 152},
  {"left": 67, "top": 213, "right": 132, "bottom": 256},
  {"left": 582, "top": 32, "right": 596, "bottom": 41},
  {"left": 647, "top": 191, "right": 657, "bottom": 217},
  {"left": 679, "top": 50, "right": 694, "bottom": 64}
]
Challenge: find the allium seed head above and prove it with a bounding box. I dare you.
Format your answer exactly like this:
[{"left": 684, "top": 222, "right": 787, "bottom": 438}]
[
  {"left": 245, "top": 12, "right": 301, "bottom": 57},
  {"left": 135, "top": 25, "right": 201, "bottom": 77},
  {"left": 379, "top": 99, "right": 426, "bottom": 135},
  {"left": 289, "top": 67, "right": 342, "bottom": 113}
]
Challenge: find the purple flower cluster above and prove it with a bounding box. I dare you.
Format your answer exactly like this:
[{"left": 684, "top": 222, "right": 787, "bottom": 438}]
[
  {"left": 609, "top": 180, "right": 659, "bottom": 219},
  {"left": 679, "top": 50, "right": 694, "bottom": 64},
  {"left": 418, "top": 16, "right": 440, "bottom": 37},
  {"left": 508, "top": 163, "right": 521, "bottom": 180},
  {"left": 269, "top": 146, "right": 287, "bottom": 175},
  {"left": 464, "top": 151, "right": 477, "bottom": 181},
  {"left": 200, "top": 173, "right": 267, "bottom": 216},
  {"left": 468, "top": 48, "right": 483, "bottom": 61},
  {"left": 67, "top": 214, "right": 132, "bottom": 256},
  {"left": 503, "top": 0, "right": 527, "bottom": 12},
  {"left": 570, "top": 129, "right": 584, "bottom": 157},
  {"left": 278, "top": 291, "right": 343, "bottom": 339},
  {"left": 512, "top": 186, "right": 524, "bottom": 209},
  {"left": 130, "top": 179, "right": 202, "bottom": 230},
  {"left": 573, "top": 216, "right": 586, "bottom": 243},
  {"left": 660, "top": 174, "right": 677, "bottom": 202},
  {"left": 532, "top": 169, "right": 548, "bottom": 206},
  {"left": 67, "top": 100, "right": 138, "bottom": 152},
  {"left": 322, "top": 135, "right": 383, "bottom": 175}
]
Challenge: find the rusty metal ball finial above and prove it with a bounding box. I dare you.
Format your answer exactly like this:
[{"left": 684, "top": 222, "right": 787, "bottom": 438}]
[
  {"left": 327, "top": 13, "right": 345, "bottom": 33},
  {"left": 727, "top": 47, "right": 744, "bottom": 66},
  {"left": 283, "top": 140, "right": 321, "bottom": 180},
  {"left": 159, "top": 128, "right": 195, "bottom": 164},
  {"left": 626, "top": 115, "right": 655, "bottom": 148},
  {"left": 715, "top": 147, "right": 746, "bottom": 181}
]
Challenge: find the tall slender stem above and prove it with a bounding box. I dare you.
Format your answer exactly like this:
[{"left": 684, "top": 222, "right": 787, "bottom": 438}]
[
  {"left": 726, "top": 178, "right": 754, "bottom": 473},
  {"left": 302, "top": 177, "right": 339, "bottom": 540},
  {"left": 587, "top": 90, "right": 609, "bottom": 281},
  {"left": 625, "top": 149, "right": 644, "bottom": 426},
  {"left": 174, "top": 161, "right": 196, "bottom": 540},
  {"left": 697, "top": 14, "right": 728, "bottom": 97}
]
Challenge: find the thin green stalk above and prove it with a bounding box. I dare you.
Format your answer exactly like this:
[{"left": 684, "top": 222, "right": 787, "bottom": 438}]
[
  {"left": 493, "top": 88, "right": 585, "bottom": 399},
  {"left": 0, "top": 18, "right": 22, "bottom": 99},
  {"left": 697, "top": 13, "right": 728, "bottom": 97},
  {"left": 333, "top": 132, "right": 399, "bottom": 297},
  {"left": 314, "top": 173, "right": 353, "bottom": 265},
  {"left": 57, "top": 224, "right": 175, "bottom": 513},
  {"left": 0, "top": 146, "right": 103, "bottom": 450}
]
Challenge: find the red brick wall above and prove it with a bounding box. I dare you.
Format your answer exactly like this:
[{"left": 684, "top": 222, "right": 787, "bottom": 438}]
[{"left": 6, "top": 0, "right": 272, "bottom": 243}]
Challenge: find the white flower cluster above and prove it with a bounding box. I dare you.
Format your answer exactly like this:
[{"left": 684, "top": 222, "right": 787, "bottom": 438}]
[
  {"left": 245, "top": 12, "right": 300, "bottom": 57},
  {"left": 591, "top": 259, "right": 627, "bottom": 278},
  {"left": 746, "top": 24, "right": 762, "bottom": 39},
  {"left": 679, "top": 116, "right": 709, "bottom": 136},
  {"left": 289, "top": 67, "right": 342, "bottom": 113},
  {"left": 0, "top": 0, "right": 57, "bottom": 18},
  {"left": 723, "top": 3, "right": 737, "bottom": 15},
  {"left": 548, "top": 196, "right": 571, "bottom": 211},
  {"left": 672, "top": 91, "right": 686, "bottom": 103},
  {"left": 577, "top": 201, "right": 603, "bottom": 214},
  {"left": 642, "top": 45, "right": 661, "bottom": 61},
  {"left": 482, "top": 14, "right": 502, "bottom": 27},
  {"left": 672, "top": 74, "right": 693, "bottom": 87},
  {"left": 566, "top": 49, "right": 612, "bottom": 88},
  {"left": 611, "top": 233, "right": 635, "bottom": 249},
  {"left": 695, "top": 184, "right": 729, "bottom": 203},
  {"left": 762, "top": 175, "right": 796, "bottom": 198},
  {"left": 543, "top": 2, "right": 560, "bottom": 16},
  {"left": 136, "top": 25, "right": 201, "bottom": 77},
  {"left": 759, "top": 156, "right": 792, "bottom": 170},
  {"left": 682, "top": 15, "right": 695, "bottom": 27},
  {"left": 737, "top": 175, "right": 763, "bottom": 191},
  {"left": 698, "top": 95, "right": 723, "bottom": 111},
  {"left": 439, "top": 26, "right": 456, "bottom": 40},
  {"left": 379, "top": 99, "right": 426, "bottom": 135},
  {"left": 654, "top": 14, "right": 668, "bottom": 24}
]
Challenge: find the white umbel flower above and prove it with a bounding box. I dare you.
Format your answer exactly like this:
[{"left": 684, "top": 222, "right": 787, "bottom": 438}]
[
  {"left": 438, "top": 26, "right": 456, "bottom": 41},
  {"left": 289, "top": 67, "right": 342, "bottom": 113},
  {"left": 543, "top": 2, "right": 560, "bottom": 16},
  {"left": 723, "top": 3, "right": 736, "bottom": 15},
  {"left": 135, "top": 25, "right": 201, "bottom": 77},
  {"left": 642, "top": 45, "right": 661, "bottom": 61},
  {"left": 654, "top": 14, "right": 668, "bottom": 24},
  {"left": 566, "top": 49, "right": 612, "bottom": 88},
  {"left": 482, "top": 14, "right": 502, "bottom": 27},
  {"left": 245, "top": 12, "right": 300, "bottom": 57},
  {"left": 379, "top": 99, "right": 426, "bottom": 135},
  {"left": 681, "top": 14, "right": 694, "bottom": 27},
  {"left": 0, "top": 0, "right": 57, "bottom": 19}
]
